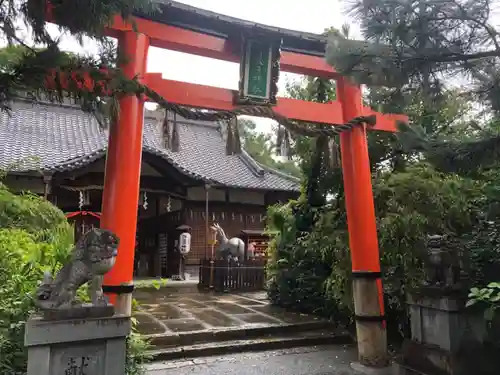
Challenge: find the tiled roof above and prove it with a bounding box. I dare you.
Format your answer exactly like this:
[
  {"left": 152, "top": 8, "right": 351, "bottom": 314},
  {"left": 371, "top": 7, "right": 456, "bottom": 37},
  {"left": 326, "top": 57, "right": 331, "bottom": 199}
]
[{"left": 0, "top": 100, "right": 299, "bottom": 192}]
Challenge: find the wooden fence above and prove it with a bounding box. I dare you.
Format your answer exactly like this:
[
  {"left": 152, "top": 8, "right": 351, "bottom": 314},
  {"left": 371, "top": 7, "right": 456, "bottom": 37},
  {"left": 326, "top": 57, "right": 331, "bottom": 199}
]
[{"left": 198, "top": 259, "right": 266, "bottom": 292}]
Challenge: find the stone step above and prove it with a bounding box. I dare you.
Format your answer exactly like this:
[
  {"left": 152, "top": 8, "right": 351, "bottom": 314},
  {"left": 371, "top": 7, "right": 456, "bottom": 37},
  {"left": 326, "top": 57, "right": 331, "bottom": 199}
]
[
  {"left": 148, "top": 320, "right": 343, "bottom": 348},
  {"left": 147, "top": 329, "right": 353, "bottom": 362},
  {"left": 134, "top": 281, "right": 200, "bottom": 295},
  {"left": 392, "top": 361, "right": 429, "bottom": 375}
]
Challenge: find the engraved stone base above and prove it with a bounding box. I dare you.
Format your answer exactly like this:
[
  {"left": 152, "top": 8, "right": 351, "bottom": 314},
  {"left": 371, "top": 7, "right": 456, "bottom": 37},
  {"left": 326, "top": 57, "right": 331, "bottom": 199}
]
[
  {"left": 399, "top": 339, "right": 459, "bottom": 375},
  {"left": 25, "top": 314, "right": 130, "bottom": 375},
  {"left": 407, "top": 294, "right": 486, "bottom": 352},
  {"left": 402, "top": 293, "right": 498, "bottom": 375},
  {"left": 42, "top": 304, "right": 115, "bottom": 321}
]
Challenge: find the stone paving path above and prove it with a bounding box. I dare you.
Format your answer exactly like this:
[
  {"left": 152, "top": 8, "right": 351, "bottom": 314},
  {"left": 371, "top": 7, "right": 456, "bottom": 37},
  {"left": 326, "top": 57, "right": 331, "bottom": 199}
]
[
  {"left": 133, "top": 289, "right": 325, "bottom": 337},
  {"left": 146, "top": 345, "right": 361, "bottom": 375}
]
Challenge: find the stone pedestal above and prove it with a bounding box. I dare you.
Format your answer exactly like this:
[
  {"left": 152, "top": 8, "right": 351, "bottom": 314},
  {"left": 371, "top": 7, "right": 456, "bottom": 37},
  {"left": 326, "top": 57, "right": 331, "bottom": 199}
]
[
  {"left": 408, "top": 293, "right": 485, "bottom": 352},
  {"left": 25, "top": 314, "right": 131, "bottom": 375},
  {"left": 394, "top": 291, "right": 487, "bottom": 375}
]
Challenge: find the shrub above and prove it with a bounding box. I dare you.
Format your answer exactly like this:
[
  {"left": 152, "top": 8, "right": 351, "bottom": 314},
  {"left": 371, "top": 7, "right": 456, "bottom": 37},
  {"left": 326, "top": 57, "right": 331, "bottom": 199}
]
[
  {"left": 0, "top": 183, "right": 69, "bottom": 235},
  {"left": 127, "top": 320, "right": 153, "bottom": 375},
  {"left": 0, "top": 185, "right": 151, "bottom": 375},
  {"left": 0, "top": 229, "right": 48, "bottom": 374},
  {"left": 266, "top": 202, "right": 352, "bottom": 324},
  {"left": 266, "top": 163, "right": 486, "bottom": 339}
]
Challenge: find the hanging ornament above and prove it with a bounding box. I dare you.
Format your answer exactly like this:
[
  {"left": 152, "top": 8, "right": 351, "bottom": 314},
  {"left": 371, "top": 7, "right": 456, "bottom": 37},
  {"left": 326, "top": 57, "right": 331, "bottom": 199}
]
[
  {"left": 328, "top": 137, "right": 340, "bottom": 169},
  {"left": 251, "top": 215, "right": 255, "bottom": 223},
  {"left": 225, "top": 118, "right": 234, "bottom": 155},
  {"left": 166, "top": 196, "right": 172, "bottom": 212},
  {"left": 221, "top": 212, "right": 225, "bottom": 220},
  {"left": 232, "top": 212, "right": 236, "bottom": 220},
  {"left": 284, "top": 131, "right": 292, "bottom": 160},
  {"left": 161, "top": 112, "right": 171, "bottom": 149},
  {"left": 212, "top": 212, "right": 215, "bottom": 221},
  {"left": 232, "top": 117, "right": 242, "bottom": 154},
  {"left": 78, "top": 190, "right": 90, "bottom": 210},
  {"left": 142, "top": 191, "right": 148, "bottom": 210},
  {"left": 276, "top": 126, "right": 292, "bottom": 158},
  {"left": 78, "top": 191, "right": 84, "bottom": 210},
  {"left": 84, "top": 191, "right": 90, "bottom": 206},
  {"left": 171, "top": 112, "right": 180, "bottom": 152},
  {"left": 276, "top": 125, "right": 284, "bottom": 155}
]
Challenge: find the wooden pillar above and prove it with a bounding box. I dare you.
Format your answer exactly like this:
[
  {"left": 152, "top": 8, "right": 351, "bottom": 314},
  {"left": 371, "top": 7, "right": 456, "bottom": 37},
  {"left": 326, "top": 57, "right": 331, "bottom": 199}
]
[
  {"left": 337, "top": 77, "right": 388, "bottom": 367},
  {"left": 101, "top": 31, "right": 149, "bottom": 316}
]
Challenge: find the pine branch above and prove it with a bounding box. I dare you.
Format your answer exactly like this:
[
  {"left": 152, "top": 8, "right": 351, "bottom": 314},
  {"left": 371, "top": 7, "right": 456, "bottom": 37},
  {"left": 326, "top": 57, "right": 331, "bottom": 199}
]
[
  {"left": 426, "top": 136, "right": 500, "bottom": 175},
  {"left": 396, "top": 121, "right": 500, "bottom": 175},
  {"left": 0, "top": 0, "right": 163, "bottom": 116},
  {"left": 328, "top": 0, "right": 500, "bottom": 87}
]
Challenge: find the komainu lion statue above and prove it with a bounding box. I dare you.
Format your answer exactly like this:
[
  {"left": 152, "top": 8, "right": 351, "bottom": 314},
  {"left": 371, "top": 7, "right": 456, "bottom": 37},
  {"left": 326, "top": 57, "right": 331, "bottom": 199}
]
[{"left": 35, "top": 228, "right": 119, "bottom": 309}]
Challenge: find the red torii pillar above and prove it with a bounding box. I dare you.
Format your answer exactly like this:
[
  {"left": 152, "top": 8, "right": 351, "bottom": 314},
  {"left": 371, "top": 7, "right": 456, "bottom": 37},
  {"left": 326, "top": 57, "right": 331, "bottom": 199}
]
[
  {"left": 338, "top": 77, "right": 387, "bottom": 367},
  {"left": 100, "top": 31, "right": 149, "bottom": 315}
]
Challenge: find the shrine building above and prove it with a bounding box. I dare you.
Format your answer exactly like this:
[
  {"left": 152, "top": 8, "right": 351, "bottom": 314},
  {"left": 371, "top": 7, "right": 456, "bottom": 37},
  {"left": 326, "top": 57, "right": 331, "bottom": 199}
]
[{"left": 0, "top": 98, "right": 299, "bottom": 277}]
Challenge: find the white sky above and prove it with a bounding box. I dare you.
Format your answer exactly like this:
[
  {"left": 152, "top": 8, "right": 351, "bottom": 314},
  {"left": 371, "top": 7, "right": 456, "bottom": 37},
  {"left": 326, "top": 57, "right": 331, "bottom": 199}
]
[{"left": 45, "top": 0, "right": 360, "bottom": 132}]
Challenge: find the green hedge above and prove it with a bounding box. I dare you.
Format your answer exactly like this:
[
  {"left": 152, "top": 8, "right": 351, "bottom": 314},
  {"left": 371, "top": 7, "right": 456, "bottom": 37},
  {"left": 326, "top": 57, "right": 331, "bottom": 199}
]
[{"left": 0, "top": 184, "right": 151, "bottom": 375}]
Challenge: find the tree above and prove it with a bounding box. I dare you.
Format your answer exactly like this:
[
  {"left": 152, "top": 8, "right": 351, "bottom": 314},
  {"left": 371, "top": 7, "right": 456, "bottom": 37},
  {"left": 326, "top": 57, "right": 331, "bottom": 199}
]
[
  {"left": 238, "top": 118, "right": 301, "bottom": 177},
  {"left": 265, "top": 20, "right": 493, "bottom": 342},
  {"left": 282, "top": 26, "right": 340, "bottom": 170},
  {"left": 0, "top": 45, "right": 32, "bottom": 71},
  {"left": 0, "top": 0, "right": 162, "bottom": 120},
  {"left": 326, "top": 0, "right": 500, "bottom": 173},
  {"left": 328, "top": 0, "right": 500, "bottom": 96},
  {"left": 0, "top": 181, "right": 151, "bottom": 374}
]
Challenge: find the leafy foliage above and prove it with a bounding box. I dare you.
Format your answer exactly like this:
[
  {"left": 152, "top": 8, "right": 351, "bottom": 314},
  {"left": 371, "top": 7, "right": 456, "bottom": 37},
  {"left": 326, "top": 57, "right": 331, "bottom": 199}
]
[
  {"left": 267, "top": 17, "right": 500, "bottom": 344},
  {"left": 0, "top": 184, "right": 75, "bottom": 374},
  {"left": 467, "top": 282, "right": 500, "bottom": 322},
  {"left": 0, "top": 0, "right": 172, "bottom": 128},
  {"left": 326, "top": 0, "right": 500, "bottom": 174},
  {"left": 0, "top": 184, "right": 150, "bottom": 374},
  {"left": 238, "top": 118, "right": 302, "bottom": 178},
  {"left": 267, "top": 161, "right": 493, "bottom": 339},
  {"left": 125, "top": 327, "right": 152, "bottom": 375},
  {"left": 0, "top": 228, "right": 54, "bottom": 374},
  {"left": 327, "top": 0, "right": 500, "bottom": 92},
  {"left": 266, "top": 202, "right": 350, "bottom": 321}
]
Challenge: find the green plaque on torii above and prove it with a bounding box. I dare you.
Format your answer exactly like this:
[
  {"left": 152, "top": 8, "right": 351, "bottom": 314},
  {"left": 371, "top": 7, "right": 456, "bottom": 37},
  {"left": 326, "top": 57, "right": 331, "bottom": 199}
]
[{"left": 236, "top": 36, "right": 281, "bottom": 106}]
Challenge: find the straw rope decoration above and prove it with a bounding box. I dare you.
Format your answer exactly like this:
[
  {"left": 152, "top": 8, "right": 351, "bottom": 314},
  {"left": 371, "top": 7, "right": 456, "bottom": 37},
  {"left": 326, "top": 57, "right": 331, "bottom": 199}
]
[{"left": 145, "top": 85, "right": 378, "bottom": 139}]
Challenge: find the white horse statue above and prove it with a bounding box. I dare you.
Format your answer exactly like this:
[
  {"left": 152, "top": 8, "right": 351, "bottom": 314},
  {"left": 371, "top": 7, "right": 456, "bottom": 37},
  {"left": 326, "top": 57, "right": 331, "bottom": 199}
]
[{"left": 211, "top": 223, "right": 252, "bottom": 261}]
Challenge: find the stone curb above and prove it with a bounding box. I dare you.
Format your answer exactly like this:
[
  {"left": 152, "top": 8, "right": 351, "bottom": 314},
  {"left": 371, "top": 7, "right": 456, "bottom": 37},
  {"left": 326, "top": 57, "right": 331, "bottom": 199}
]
[
  {"left": 148, "top": 331, "right": 353, "bottom": 361},
  {"left": 134, "top": 283, "right": 200, "bottom": 293},
  {"left": 149, "top": 320, "right": 338, "bottom": 348},
  {"left": 391, "top": 361, "right": 428, "bottom": 375}
]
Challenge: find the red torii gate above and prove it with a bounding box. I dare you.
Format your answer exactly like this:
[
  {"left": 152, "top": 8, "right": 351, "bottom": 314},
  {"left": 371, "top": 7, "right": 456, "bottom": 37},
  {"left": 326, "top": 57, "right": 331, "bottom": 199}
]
[{"left": 50, "top": 5, "right": 407, "bottom": 368}]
